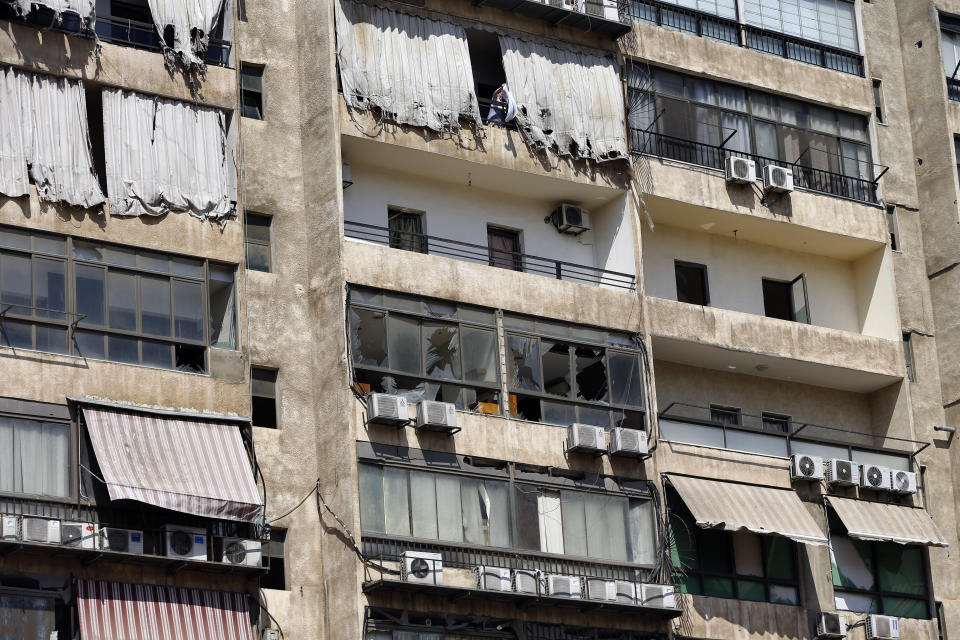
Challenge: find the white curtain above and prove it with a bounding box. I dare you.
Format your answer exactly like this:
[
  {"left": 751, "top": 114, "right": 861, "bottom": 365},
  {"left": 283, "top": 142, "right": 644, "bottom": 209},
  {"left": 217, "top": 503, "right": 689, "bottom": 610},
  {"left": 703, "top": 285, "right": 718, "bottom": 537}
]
[
  {"left": 334, "top": 0, "right": 481, "bottom": 132},
  {"left": 102, "top": 87, "right": 237, "bottom": 221},
  {"left": 499, "top": 36, "right": 628, "bottom": 163},
  {"left": 537, "top": 490, "right": 564, "bottom": 554},
  {"left": 0, "top": 67, "right": 105, "bottom": 208},
  {"left": 146, "top": 0, "right": 226, "bottom": 66},
  {"left": 4, "top": 0, "right": 95, "bottom": 24},
  {"left": 743, "top": 0, "right": 858, "bottom": 52}
]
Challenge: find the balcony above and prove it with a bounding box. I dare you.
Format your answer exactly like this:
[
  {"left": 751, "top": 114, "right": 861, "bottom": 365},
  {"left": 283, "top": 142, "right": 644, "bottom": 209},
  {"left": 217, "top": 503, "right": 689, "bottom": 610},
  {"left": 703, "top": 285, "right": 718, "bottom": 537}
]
[
  {"left": 624, "top": 0, "right": 863, "bottom": 76},
  {"left": 471, "top": 0, "right": 631, "bottom": 38},
  {"left": 948, "top": 76, "right": 960, "bottom": 102}
]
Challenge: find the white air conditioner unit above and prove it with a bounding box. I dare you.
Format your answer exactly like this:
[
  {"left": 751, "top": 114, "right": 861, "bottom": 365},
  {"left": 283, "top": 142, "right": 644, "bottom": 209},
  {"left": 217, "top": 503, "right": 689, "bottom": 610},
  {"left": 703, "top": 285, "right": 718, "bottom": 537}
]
[
  {"left": 860, "top": 465, "right": 892, "bottom": 492},
  {"left": 549, "top": 203, "right": 590, "bottom": 235},
  {"left": 544, "top": 574, "right": 582, "bottom": 599},
  {"left": 825, "top": 459, "right": 859, "bottom": 486},
  {"left": 475, "top": 566, "right": 512, "bottom": 591},
  {"left": 99, "top": 527, "right": 144, "bottom": 554},
  {"left": 890, "top": 470, "right": 917, "bottom": 494},
  {"left": 366, "top": 393, "right": 409, "bottom": 427},
  {"left": 866, "top": 614, "right": 899, "bottom": 640},
  {"left": 221, "top": 538, "right": 262, "bottom": 566},
  {"left": 615, "top": 580, "right": 637, "bottom": 604},
  {"left": 639, "top": 583, "right": 676, "bottom": 608},
  {"left": 725, "top": 156, "right": 756, "bottom": 184},
  {"left": 817, "top": 612, "right": 847, "bottom": 638},
  {"left": 61, "top": 521, "right": 97, "bottom": 549},
  {"left": 261, "top": 630, "right": 281, "bottom": 640},
  {"left": 1, "top": 515, "right": 18, "bottom": 541},
  {"left": 512, "top": 569, "right": 540, "bottom": 595},
  {"left": 763, "top": 165, "right": 794, "bottom": 193},
  {"left": 567, "top": 423, "right": 606, "bottom": 454},
  {"left": 791, "top": 454, "right": 824, "bottom": 481},
  {"left": 608, "top": 428, "right": 648, "bottom": 457},
  {"left": 400, "top": 551, "right": 443, "bottom": 585},
  {"left": 165, "top": 525, "right": 208, "bottom": 561},
  {"left": 416, "top": 401, "right": 458, "bottom": 433},
  {"left": 21, "top": 517, "right": 60, "bottom": 544},
  {"left": 583, "top": 578, "right": 618, "bottom": 602}
]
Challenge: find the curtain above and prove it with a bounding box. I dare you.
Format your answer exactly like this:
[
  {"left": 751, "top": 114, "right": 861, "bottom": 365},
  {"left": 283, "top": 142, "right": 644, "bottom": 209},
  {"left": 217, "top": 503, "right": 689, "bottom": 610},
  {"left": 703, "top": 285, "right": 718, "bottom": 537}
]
[
  {"left": 743, "top": 0, "right": 858, "bottom": 52},
  {"left": 102, "top": 88, "right": 236, "bottom": 221},
  {"left": 43, "top": 422, "right": 70, "bottom": 497},
  {"left": 15, "top": 420, "right": 44, "bottom": 496},
  {"left": 499, "top": 36, "right": 628, "bottom": 163},
  {"left": 0, "top": 418, "right": 13, "bottom": 494},
  {"left": 334, "top": 0, "right": 481, "bottom": 132},
  {"left": 488, "top": 231, "right": 518, "bottom": 270},
  {"left": 388, "top": 212, "right": 423, "bottom": 253},
  {"left": 146, "top": 0, "right": 227, "bottom": 66},
  {"left": 537, "top": 490, "right": 564, "bottom": 554},
  {"left": 0, "top": 67, "right": 105, "bottom": 208},
  {"left": 4, "top": 0, "right": 95, "bottom": 24}
]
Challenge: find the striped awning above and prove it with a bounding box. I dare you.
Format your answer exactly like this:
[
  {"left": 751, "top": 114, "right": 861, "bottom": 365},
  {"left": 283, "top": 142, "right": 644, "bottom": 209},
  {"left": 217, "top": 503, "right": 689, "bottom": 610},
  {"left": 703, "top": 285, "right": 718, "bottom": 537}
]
[
  {"left": 827, "top": 496, "right": 949, "bottom": 547},
  {"left": 667, "top": 475, "right": 828, "bottom": 546},
  {"left": 81, "top": 405, "right": 262, "bottom": 522},
  {"left": 77, "top": 579, "right": 254, "bottom": 640}
]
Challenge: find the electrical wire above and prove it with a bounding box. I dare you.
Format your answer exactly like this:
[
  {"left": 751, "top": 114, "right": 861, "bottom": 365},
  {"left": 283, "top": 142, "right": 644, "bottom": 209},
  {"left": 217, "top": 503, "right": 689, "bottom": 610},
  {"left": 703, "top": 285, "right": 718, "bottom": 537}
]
[
  {"left": 256, "top": 589, "right": 286, "bottom": 640},
  {"left": 268, "top": 481, "right": 320, "bottom": 524}
]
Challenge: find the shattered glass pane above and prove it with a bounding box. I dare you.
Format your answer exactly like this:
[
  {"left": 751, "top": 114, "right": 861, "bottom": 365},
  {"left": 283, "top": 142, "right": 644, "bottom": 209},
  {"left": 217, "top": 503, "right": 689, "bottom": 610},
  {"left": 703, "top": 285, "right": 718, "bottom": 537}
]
[
  {"left": 610, "top": 352, "right": 644, "bottom": 407},
  {"left": 542, "top": 341, "right": 572, "bottom": 397},
  {"left": 507, "top": 335, "right": 541, "bottom": 391},
  {"left": 462, "top": 327, "right": 498, "bottom": 384},
  {"left": 350, "top": 308, "right": 386, "bottom": 366},
  {"left": 423, "top": 321, "right": 460, "bottom": 379},
  {"left": 387, "top": 315, "right": 421, "bottom": 374},
  {"left": 575, "top": 346, "right": 608, "bottom": 402}
]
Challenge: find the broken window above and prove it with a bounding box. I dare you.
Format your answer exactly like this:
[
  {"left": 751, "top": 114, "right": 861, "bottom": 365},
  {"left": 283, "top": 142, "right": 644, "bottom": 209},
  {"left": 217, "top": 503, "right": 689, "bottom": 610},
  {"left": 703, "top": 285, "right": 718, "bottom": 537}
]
[
  {"left": 465, "top": 28, "right": 508, "bottom": 126},
  {"left": 674, "top": 261, "right": 709, "bottom": 306},
  {"left": 423, "top": 322, "right": 460, "bottom": 379}
]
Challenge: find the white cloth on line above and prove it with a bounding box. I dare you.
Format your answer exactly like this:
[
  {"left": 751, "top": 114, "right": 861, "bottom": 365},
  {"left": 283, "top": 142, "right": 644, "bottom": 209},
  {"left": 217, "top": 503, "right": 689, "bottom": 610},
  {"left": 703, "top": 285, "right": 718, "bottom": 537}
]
[
  {"left": 146, "top": 0, "right": 227, "bottom": 66},
  {"left": 3, "top": 0, "right": 95, "bottom": 25}
]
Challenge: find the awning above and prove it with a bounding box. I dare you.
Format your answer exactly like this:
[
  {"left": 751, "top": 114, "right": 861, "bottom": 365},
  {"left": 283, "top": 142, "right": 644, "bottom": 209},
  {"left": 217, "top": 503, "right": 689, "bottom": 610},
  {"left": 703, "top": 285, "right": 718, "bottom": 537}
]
[
  {"left": 81, "top": 404, "right": 262, "bottom": 522},
  {"left": 827, "top": 496, "right": 949, "bottom": 547},
  {"left": 667, "top": 475, "right": 828, "bottom": 546},
  {"left": 77, "top": 579, "right": 253, "bottom": 640}
]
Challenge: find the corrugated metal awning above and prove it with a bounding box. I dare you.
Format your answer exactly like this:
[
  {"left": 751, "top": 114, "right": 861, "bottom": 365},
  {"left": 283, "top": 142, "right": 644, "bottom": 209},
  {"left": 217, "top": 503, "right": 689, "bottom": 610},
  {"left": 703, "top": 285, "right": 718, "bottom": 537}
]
[
  {"left": 827, "top": 496, "right": 948, "bottom": 547},
  {"left": 77, "top": 579, "right": 253, "bottom": 640},
  {"left": 667, "top": 475, "right": 827, "bottom": 546},
  {"left": 81, "top": 405, "right": 262, "bottom": 522}
]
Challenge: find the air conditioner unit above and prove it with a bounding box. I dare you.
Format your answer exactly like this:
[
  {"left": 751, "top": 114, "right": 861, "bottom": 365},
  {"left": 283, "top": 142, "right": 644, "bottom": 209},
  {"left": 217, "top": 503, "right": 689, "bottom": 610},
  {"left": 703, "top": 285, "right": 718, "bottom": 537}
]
[
  {"left": 567, "top": 423, "right": 606, "bottom": 454},
  {"left": 164, "top": 525, "right": 208, "bottom": 561},
  {"left": 615, "top": 580, "right": 637, "bottom": 604},
  {"left": 366, "top": 393, "right": 409, "bottom": 427},
  {"left": 512, "top": 569, "right": 540, "bottom": 595},
  {"left": 866, "top": 614, "right": 899, "bottom": 640},
  {"left": 21, "top": 517, "right": 60, "bottom": 544},
  {"left": 583, "top": 578, "right": 618, "bottom": 602},
  {"left": 544, "top": 574, "right": 582, "bottom": 599},
  {"left": 400, "top": 551, "right": 443, "bottom": 585},
  {"left": 61, "top": 522, "right": 97, "bottom": 549},
  {"left": 99, "top": 527, "right": 144, "bottom": 554},
  {"left": 549, "top": 203, "right": 590, "bottom": 235},
  {"left": 763, "top": 165, "right": 794, "bottom": 193},
  {"left": 475, "top": 566, "right": 512, "bottom": 591},
  {"left": 860, "top": 465, "right": 892, "bottom": 492},
  {"left": 1, "top": 515, "right": 18, "bottom": 540},
  {"left": 825, "top": 459, "right": 859, "bottom": 486},
  {"left": 817, "top": 612, "right": 847, "bottom": 638},
  {"left": 416, "top": 401, "right": 458, "bottom": 433},
  {"left": 221, "top": 538, "right": 262, "bottom": 566},
  {"left": 608, "top": 428, "right": 648, "bottom": 457},
  {"left": 890, "top": 470, "right": 917, "bottom": 494},
  {"left": 725, "top": 156, "right": 756, "bottom": 184},
  {"left": 791, "top": 454, "right": 824, "bottom": 481},
  {"left": 639, "top": 583, "right": 676, "bottom": 608},
  {"left": 261, "top": 630, "right": 281, "bottom": 640}
]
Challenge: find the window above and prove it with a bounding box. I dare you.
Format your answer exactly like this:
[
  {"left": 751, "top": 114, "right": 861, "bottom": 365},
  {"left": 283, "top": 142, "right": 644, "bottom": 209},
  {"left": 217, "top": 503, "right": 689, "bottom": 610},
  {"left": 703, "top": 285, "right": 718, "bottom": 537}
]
[
  {"left": 240, "top": 63, "right": 264, "bottom": 120},
  {"left": 886, "top": 205, "right": 900, "bottom": 251},
  {"left": 674, "top": 261, "right": 709, "bottom": 306},
  {"left": 903, "top": 332, "right": 915, "bottom": 382},
  {"left": 0, "top": 226, "right": 235, "bottom": 371},
  {"left": 761, "top": 412, "right": 791, "bottom": 434},
  {"left": 387, "top": 208, "right": 426, "bottom": 254},
  {"left": 954, "top": 136, "right": 960, "bottom": 185},
  {"left": 669, "top": 489, "right": 799, "bottom": 604},
  {"left": 237, "top": 0, "right": 247, "bottom": 21},
  {"left": 941, "top": 15, "right": 960, "bottom": 79},
  {"left": 487, "top": 227, "right": 522, "bottom": 271},
  {"left": 831, "top": 514, "right": 929, "bottom": 618},
  {"left": 743, "top": 0, "right": 858, "bottom": 52},
  {"left": 710, "top": 404, "right": 741, "bottom": 425},
  {"left": 872, "top": 79, "right": 885, "bottom": 124},
  {"left": 761, "top": 274, "right": 810, "bottom": 323},
  {"left": 261, "top": 528, "right": 286, "bottom": 589},
  {"left": 0, "top": 415, "right": 70, "bottom": 499},
  {"left": 245, "top": 213, "right": 272, "bottom": 273},
  {"left": 251, "top": 367, "right": 278, "bottom": 428}
]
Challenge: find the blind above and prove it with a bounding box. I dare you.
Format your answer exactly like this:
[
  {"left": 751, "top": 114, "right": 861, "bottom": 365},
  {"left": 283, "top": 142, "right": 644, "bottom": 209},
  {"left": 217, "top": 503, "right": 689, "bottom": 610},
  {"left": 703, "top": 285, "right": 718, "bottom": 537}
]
[{"left": 743, "top": 0, "right": 858, "bottom": 52}]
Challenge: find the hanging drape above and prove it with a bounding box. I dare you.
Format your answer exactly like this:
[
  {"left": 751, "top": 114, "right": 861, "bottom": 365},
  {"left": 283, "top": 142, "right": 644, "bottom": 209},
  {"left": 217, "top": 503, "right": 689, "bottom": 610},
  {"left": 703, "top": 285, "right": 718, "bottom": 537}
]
[
  {"left": 334, "top": 0, "right": 481, "bottom": 132},
  {"left": 499, "top": 36, "right": 628, "bottom": 163},
  {"left": 102, "top": 87, "right": 236, "bottom": 221},
  {"left": 146, "top": 0, "right": 227, "bottom": 66},
  {"left": 0, "top": 67, "right": 105, "bottom": 208},
  {"left": 3, "top": 0, "right": 95, "bottom": 26}
]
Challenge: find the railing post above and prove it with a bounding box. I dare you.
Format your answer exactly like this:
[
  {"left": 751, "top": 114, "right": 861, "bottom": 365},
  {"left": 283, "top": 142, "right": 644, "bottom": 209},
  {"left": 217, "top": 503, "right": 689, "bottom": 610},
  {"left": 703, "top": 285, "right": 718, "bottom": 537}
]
[{"left": 555, "top": 263, "right": 563, "bottom": 280}]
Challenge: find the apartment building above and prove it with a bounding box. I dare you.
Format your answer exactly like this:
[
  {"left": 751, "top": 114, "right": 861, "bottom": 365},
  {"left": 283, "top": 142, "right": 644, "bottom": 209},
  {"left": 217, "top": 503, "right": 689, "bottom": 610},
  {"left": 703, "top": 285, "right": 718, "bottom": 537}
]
[{"left": 2, "top": 0, "right": 960, "bottom": 638}]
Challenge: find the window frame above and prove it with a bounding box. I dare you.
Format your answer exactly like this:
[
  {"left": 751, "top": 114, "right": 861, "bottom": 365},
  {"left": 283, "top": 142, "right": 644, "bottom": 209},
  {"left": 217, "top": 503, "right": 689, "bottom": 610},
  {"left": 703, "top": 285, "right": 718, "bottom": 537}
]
[
  {"left": 251, "top": 366, "right": 278, "bottom": 429},
  {"left": 239, "top": 62, "right": 264, "bottom": 120},
  {"left": 886, "top": 205, "right": 901, "bottom": 252},
  {"left": 674, "top": 260, "right": 710, "bottom": 306},
  {"left": 903, "top": 332, "right": 916, "bottom": 383},
  {"left": 872, "top": 78, "right": 886, "bottom": 126},
  {"left": 387, "top": 207, "right": 428, "bottom": 254},
  {"left": 487, "top": 225, "right": 523, "bottom": 272},
  {"left": 0, "top": 404, "right": 76, "bottom": 504},
  {"left": 244, "top": 212, "right": 273, "bottom": 273}
]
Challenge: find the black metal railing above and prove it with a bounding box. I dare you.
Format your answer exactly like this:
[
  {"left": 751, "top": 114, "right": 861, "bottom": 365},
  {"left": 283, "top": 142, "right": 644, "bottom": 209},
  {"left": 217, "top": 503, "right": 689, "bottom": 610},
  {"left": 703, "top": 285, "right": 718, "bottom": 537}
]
[
  {"left": 947, "top": 76, "right": 960, "bottom": 102},
  {"left": 631, "top": 129, "right": 881, "bottom": 204},
  {"left": 625, "top": 0, "right": 864, "bottom": 76},
  {"left": 344, "top": 221, "right": 637, "bottom": 290},
  {"left": 477, "top": 97, "right": 518, "bottom": 130}
]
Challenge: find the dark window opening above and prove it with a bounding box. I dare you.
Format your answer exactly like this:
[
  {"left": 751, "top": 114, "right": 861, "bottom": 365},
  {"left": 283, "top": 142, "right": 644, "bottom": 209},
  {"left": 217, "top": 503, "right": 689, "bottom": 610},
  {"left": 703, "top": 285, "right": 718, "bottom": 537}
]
[
  {"left": 387, "top": 209, "right": 426, "bottom": 254},
  {"left": 240, "top": 63, "right": 264, "bottom": 120},
  {"left": 252, "top": 367, "right": 278, "bottom": 428},
  {"left": 761, "top": 412, "right": 791, "bottom": 434},
  {"left": 465, "top": 29, "right": 508, "bottom": 126},
  {"left": 236, "top": 0, "right": 246, "bottom": 21},
  {"left": 674, "top": 261, "right": 709, "bottom": 306},
  {"left": 872, "top": 78, "right": 885, "bottom": 124},
  {"left": 886, "top": 205, "right": 900, "bottom": 251},
  {"left": 175, "top": 344, "right": 206, "bottom": 373},
  {"left": 85, "top": 86, "right": 107, "bottom": 196},
  {"left": 903, "top": 332, "right": 915, "bottom": 382},
  {"left": 488, "top": 227, "right": 522, "bottom": 271},
  {"left": 710, "top": 404, "right": 742, "bottom": 426},
  {"left": 261, "top": 528, "right": 287, "bottom": 590},
  {"left": 762, "top": 279, "right": 793, "bottom": 321},
  {"left": 244, "top": 212, "right": 272, "bottom": 272}
]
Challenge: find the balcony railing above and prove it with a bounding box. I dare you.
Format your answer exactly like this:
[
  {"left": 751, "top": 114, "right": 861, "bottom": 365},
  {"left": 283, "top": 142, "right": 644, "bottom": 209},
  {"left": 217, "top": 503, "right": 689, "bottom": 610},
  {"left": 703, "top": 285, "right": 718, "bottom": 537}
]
[
  {"left": 631, "top": 129, "right": 882, "bottom": 204},
  {"left": 625, "top": 0, "right": 864, "bottom": 76},
  {"left": 470, "top": 0, "right": 631, "bottom": 38},
  {"left": 344, "top": 220, "right": 637, "bottom": 290},
  {"left": 947, "top": 76, "right": 960, "bottom": 102}
]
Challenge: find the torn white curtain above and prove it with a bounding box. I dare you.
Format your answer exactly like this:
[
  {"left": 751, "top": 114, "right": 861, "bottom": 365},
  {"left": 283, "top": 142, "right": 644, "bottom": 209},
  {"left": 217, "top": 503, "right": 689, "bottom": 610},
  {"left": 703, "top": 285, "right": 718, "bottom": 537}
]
[
  {"left": 3, "top": 0, "right": 95, "bottom": 24},
  {"left": 499, "top": 36, "right": 628, "bottom": 162},
  {"left": 334, "top": 0, "right": 481, "bottom": 132},
  {"left": 146, "top": 0, "right": 226, "bottom": 66},
  {"left": 0, "top": 67, "right": 105, "bottom": 208},
  {"left": 102, "top": 88, "right": 237, "bottom": 221}
]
